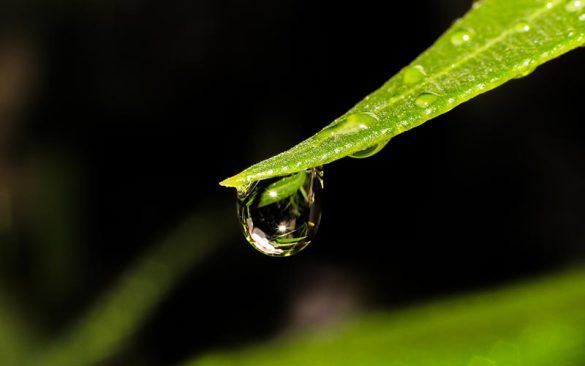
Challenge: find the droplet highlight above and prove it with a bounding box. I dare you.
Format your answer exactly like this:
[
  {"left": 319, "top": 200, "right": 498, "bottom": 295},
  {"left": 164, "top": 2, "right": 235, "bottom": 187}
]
[
  {"left": 450, "top": 29, "right": 473, "bottom": 46},
  {"left": 415, "top": 93, "right": 439, "bottom": 108},
  {"left": 515, "top": 21, "right": 531, "bottom": 33},
  {"left": 237, "top": 167, "right": 323, "bottom": 257},
  {"left": 566, "top": 0, "right": 584, "bottom": 12},
  {"left": 403, "top": 65, "right": 426, "bottom": 84}
]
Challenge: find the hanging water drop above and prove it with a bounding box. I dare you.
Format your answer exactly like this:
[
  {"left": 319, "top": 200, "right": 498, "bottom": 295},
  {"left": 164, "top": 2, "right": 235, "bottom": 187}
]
[
  {"left": 415, "top": 93, "right": 439, "bottom": 108},
  {"left": 403, "top": 65, "right": 426, "bottom": 84},
  {"left": 566, "top": 0, "right": 584, "bottom": 12},
  {"left": 450, "top": 29, "right": 473, "bottom": 46},
  {"left": 236, "top": 167, "right": 323, "bottom": 257},
  {"left": 349, "top": 138, "right": 391, "bottom": 159}
]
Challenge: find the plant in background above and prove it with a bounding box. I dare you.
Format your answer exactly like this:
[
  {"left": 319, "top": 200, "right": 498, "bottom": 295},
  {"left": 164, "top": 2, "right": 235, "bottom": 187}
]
[{"left": 221, "top": 0, "right": 585, "bottom": 256}]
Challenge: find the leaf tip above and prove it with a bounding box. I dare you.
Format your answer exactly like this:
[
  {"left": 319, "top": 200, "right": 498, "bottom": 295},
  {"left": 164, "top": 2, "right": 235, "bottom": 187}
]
[
  {"left": 219, "top": 173, "right": 247, "bottom": 189},
  {"left": 219, "top": 177, "right": 237, "bottom": 188}
]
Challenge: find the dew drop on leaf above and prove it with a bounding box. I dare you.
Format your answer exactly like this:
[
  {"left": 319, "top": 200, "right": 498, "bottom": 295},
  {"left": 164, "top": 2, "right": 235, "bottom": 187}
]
[
  {"left": 415, "top": 93, "right": 439, "bottom": 108},
  {"left": 472, "top": 0, "right": 484, "bottom": 10},
  {"left": 514, "top": 21, "right": 531, "bottom": 33},
  {"left": 236, "top": 167, "right": 323, "bottom": 257},
  {"left": 337, "top": 113, "right": 376, "bottom": 133},
  {"left": 566, "top": 0, "right": 584, "bottom": 12},
  {"left": 450, "top": 29, "right": 473, "bottom": 46},
  {"left": 318, "top": 112, "right": 377, "bottom": 140},
  {"left": 514, "top": 58, "right": 537, "bottom": 78},
  {"left": 403, "top": 65, "right": 426, "bottom": 84}
]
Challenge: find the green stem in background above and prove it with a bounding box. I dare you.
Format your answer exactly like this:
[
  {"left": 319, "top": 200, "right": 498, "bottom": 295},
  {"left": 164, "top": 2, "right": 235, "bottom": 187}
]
[
  {"left": 0, "top": 285, "right": 38, "bottom": 366},
  {"left": 184, "top": 267, "right": 585, "bottom": 366},
  {"left": 29, "top": 205, "right": 233, "bottom": 366},
  {"left": 220, "top": 0, "right": 585, "bottom": 190}
]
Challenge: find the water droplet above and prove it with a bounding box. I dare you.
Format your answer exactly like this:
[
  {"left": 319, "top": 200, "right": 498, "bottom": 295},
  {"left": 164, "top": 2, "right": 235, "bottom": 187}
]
[
  {"left": 350, "top": 138, "right": 391, "bottom": 159},
  {"left": 237, "top": 167, "right": 323, "bottom": 257},
  {"left": 515, "top": 58, "right": 537, "bottom": 78},
  {"left": 515, "top": 21, "right": 531, "bottom": 33},
  {"left": 403, "top": 65, "right": 426, "bottom": 84},
  {"left": 566, "top": 0, "right": 584, "bottom": 12},
  {"left": 320, "top": 112, "right": 378, "bottom": 137},
  {"left": 415, "top": 93, "right": 439, "bottom": 108},
  {"left": 450, "top": 29, "right": 473, "bottom": 46},
  {"left": 472, "top": 0, "right": 484, "bottom": 9}
]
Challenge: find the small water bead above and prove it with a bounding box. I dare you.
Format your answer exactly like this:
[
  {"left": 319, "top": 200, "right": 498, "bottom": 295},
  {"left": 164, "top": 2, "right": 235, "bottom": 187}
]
[
  {"left": 515, "top": 58, "right": 537, "bottom": 78},
  {"left": 472, "top": 0, "right": 484, "bottom": 9},
  {"left": 450, "top": 29, "right": 473, "bottom": 46},
  {"left": 237, "top": 167, "right": 323, "bottom": 257},
  {"left": 515, "top": 21, "right": 531, "bottom": 33},
  {"left": 403, "top": 65, "right": 426, "bottom": 84},
  {"left": 415, "top": 93, "right": 439, "bottom": 108},
  {"left": 566, "top": 0, "right": 585, "bottom": 12},
  {"left": 320, "top": 112, "right": 378, "bottom": 138},
  {"left": 341, "top": 113, "right": 377, "bottom": 131}
]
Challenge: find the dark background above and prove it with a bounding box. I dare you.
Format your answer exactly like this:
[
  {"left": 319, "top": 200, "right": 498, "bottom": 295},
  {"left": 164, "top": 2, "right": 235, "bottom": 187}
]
[{"left": 1, "top": 0, "right": 584, "bottom": 364}]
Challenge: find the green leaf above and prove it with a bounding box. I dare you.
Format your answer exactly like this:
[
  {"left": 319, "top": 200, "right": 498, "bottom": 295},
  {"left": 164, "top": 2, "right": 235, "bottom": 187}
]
[
  {"left": 220, "top": 0, "right": 585, "bottom": 190},
  {"left": 183, "top": 268, "right": 585, "bottom": 366}
]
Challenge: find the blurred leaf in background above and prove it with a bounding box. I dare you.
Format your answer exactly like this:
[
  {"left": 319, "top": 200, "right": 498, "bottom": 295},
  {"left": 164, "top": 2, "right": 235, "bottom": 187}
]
[{"left": 188, "top": 268, "right": 585, "bottom": 366}]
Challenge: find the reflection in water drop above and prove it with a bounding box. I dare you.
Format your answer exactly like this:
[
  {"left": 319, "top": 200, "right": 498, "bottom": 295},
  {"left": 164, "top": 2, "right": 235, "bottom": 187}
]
[
  {"left": 415, "top": 93, "right": 439, "bottom": 108},
  {"left": 349, "top": 139, "right": 391, "bottom": 159},
  {"left": 237, "top": 167, "right": 323, "bottom": 257},
  {"left": 450, "top": 29, "right": 473, "bottom": 46},
  {"left": 403, "top": 65, "right": 426, "bottom": 84},
  {"left": 566, "top": 0, "right": 584, "bottom": 12}
]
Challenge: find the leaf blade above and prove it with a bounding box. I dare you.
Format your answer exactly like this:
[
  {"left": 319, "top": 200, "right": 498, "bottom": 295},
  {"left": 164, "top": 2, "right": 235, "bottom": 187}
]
[{"left": 221, "top": 0, "right": 585, "bottom": 189}]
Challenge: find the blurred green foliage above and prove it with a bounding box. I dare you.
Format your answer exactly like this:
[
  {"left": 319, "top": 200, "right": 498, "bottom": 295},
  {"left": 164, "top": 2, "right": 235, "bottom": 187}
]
[
  {"left": 29, "top": 209, "right": 231, "bottom": 366},
  {"left": 187, "top": 268, "right": 585, "bottom": 366}
]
